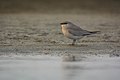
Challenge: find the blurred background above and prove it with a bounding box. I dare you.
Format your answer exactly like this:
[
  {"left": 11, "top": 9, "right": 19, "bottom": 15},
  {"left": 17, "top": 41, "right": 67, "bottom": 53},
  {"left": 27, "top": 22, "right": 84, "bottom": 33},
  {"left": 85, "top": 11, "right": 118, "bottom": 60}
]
[{"left": 0, "top": 0, "right": 120, "bottom": 14}]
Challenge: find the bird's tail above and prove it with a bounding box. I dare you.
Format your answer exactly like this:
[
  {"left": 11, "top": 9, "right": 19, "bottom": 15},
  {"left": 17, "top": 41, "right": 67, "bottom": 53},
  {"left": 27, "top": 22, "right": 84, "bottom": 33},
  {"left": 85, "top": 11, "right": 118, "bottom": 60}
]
[{"left": 89, "top": 31, "right": 100, "bottom": 34}]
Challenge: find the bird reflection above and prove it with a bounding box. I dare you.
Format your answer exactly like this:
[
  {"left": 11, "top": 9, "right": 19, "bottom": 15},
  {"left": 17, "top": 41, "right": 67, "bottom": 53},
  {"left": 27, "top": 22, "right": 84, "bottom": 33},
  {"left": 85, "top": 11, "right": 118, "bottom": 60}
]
[{"left": 62, "top": 62, "right": 84, "bottom": 80}]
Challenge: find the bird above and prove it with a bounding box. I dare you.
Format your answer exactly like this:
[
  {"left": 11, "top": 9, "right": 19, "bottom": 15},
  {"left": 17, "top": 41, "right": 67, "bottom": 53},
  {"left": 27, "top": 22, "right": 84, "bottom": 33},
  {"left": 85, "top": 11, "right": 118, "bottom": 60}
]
[{"left": 60, "top": 21, "right": 100, "bottom": 45}]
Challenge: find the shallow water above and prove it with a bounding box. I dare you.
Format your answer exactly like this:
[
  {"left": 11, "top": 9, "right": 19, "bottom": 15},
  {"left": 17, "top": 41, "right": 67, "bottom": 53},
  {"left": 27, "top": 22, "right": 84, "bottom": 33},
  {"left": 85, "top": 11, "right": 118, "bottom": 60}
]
[{"left": 0, "top": 55, "right": 120, "bottom": 80}]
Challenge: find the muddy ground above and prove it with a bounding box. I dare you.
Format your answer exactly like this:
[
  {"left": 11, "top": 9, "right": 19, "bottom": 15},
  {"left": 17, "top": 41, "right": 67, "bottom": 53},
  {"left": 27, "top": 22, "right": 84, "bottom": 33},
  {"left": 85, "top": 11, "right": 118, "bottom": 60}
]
[{"left": 0, "top": 13, "right": 120, "bottom": 57}]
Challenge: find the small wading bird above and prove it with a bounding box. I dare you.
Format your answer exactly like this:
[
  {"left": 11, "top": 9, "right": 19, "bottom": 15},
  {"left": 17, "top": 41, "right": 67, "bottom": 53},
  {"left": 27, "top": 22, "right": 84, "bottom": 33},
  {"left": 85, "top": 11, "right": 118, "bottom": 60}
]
[{"left": 60, "top": 21, "right": 100, "bottom": 45}]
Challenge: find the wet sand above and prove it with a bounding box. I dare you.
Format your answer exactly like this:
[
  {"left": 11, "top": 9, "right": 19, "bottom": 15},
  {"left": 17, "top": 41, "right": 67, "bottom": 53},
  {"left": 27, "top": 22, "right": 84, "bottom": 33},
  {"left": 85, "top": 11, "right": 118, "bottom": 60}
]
[
  {"left": 0, "top": 0, "right": 120, "bottom": 79},
  {"left": 0, "top": 13, "right": 120, "bottom": 56},
  {"left": 0, "top": 13, "right": 120, "bottom": 80}
]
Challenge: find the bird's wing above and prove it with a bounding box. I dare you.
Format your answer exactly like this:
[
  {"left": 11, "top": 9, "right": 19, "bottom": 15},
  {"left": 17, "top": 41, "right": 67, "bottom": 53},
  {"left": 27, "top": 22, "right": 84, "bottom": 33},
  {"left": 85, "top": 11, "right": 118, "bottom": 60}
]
[
  {"left": 67, "top": 24, "right": 91, "bottom": 36},
  {"left": 68, "top": 28, "right": 91, "bottom": 36}
]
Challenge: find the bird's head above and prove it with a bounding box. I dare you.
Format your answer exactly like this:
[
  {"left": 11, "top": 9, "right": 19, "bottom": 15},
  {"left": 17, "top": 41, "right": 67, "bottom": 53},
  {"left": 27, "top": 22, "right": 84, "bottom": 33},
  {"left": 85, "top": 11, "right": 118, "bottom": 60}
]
[{"left": 60, "top": 21, "right": 73, "bottom": 28}]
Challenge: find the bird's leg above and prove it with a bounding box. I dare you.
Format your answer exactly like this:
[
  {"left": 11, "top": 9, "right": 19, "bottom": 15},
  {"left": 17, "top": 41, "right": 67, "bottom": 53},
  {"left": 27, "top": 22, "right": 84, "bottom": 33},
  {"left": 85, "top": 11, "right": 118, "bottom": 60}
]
[{"left": 72, "top": 39, "right": 76, "bottom": 45}]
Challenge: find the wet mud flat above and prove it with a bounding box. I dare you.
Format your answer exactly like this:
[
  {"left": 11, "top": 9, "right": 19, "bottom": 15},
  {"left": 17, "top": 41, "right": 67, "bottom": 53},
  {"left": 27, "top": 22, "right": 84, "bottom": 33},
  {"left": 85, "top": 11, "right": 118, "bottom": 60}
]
[
  {"left": 0, "top": 13, "right": 120, "bottom": 55},
  {"left": 0, "top": 13, "right": 120, "bottom": 80}
]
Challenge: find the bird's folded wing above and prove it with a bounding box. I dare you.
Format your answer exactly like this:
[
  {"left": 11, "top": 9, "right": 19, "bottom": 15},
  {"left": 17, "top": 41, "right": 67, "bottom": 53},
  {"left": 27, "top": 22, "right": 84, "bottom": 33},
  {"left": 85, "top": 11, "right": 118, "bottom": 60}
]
[{"left": 68, "top": 28, "right": 91, "bottom": 36}]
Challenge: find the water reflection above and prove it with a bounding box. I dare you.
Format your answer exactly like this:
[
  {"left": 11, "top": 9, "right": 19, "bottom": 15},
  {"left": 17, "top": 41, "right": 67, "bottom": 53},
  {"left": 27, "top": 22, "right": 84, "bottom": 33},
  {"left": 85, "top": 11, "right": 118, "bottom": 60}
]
[
  {"left": 0, "top": 56, "right": 120, "bottom": 80},
  {"left": 61, "top": 57, "right": 120, "bottom": 80},
  {"left": 62, "top": 62, "right": 83, "bottom": 80}
]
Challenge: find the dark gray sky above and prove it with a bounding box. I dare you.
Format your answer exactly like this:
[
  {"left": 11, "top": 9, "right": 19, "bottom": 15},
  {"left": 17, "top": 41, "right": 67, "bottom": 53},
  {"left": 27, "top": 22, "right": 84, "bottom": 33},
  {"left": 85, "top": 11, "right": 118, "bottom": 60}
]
[{"left": 0, "top": 0, "right": 120, "bottom": 13}]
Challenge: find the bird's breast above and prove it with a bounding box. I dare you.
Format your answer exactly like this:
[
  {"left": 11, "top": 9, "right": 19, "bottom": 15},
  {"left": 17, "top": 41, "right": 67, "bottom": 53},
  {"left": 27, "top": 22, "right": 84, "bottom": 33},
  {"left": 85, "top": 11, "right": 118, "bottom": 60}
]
[
  {"left": 61, "top": 26, "right": 69, "bottom": 36},
  {"left": 61, "top": 26, "right": 74, "bottom": 39}
]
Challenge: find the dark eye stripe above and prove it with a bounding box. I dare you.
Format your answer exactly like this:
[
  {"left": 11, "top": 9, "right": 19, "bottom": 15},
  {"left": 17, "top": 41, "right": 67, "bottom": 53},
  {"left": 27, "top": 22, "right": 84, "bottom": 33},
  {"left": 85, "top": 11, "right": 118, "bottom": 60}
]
[{"left": 60, "top": 22, "right": 68, "bottom": 25}]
